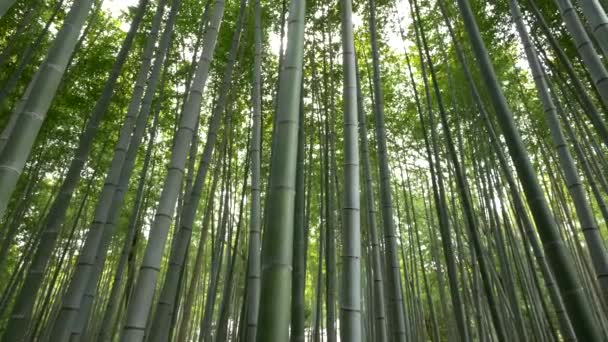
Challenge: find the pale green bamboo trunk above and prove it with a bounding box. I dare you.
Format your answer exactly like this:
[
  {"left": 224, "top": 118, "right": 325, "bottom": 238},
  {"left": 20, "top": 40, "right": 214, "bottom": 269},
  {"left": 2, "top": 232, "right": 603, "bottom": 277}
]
[
  {"left": 73, "top": 37, "right": 175, "bottom": 341},
  {"left": 355, "top": 57, "right": 388, "bottom": 342},
  {"left": 148, "top": 0, "right": 246, "bottom": 339},
  {"left": 47, "top": 1, "right": 173, "bottom": 339},
  {"left": 437, "top": 1, "right": 576, "bottom": 338},
  {"left": 119, "top": 2, "right": 226, "bottom": 341},
  {"left": 576, "top": 0, "right": 608, "bottom": 56},
  {"left": 456, "top": 0, "right": 603, "bottom": 339},
  {"left": 367, "top": 0, "right": 407, "bottom": 339},
  {"left": 0, "top": 2, "right": 149, "bottom": 340},
  {"left": 0, "top": 0, "right": 94, "bottom": 219},
  {"left": 96, "top": 102, "right": 160, "bottom": 342},
  {"left": 527, "top": 0, "right": 608, "bottom": 147},
  {"left": 553, "top": 0, "right": 608, "bottom": 110},
  {"left": 339, "top": 0, "right": 362, "bottom": 340},
  {"left": 245, "top": 0, "right": 263, "bottom": 339},
  {"left": 291, "top": 88, "right": 306, "bottom": 342},
  {"left": 510, "top": 0, "right": 608, "bottom": 307},
  {"left": 255, "top": 0, "right": 305, "bottom": 340},
  {"left": 175, "top": 154, "right": 222, "bottom": 342}
]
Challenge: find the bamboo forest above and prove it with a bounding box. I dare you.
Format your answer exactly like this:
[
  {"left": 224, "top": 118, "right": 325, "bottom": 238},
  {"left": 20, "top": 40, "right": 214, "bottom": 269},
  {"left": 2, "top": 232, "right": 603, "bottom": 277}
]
[{"left": 6, "top": 0, "right": 608, "bottom": 341}]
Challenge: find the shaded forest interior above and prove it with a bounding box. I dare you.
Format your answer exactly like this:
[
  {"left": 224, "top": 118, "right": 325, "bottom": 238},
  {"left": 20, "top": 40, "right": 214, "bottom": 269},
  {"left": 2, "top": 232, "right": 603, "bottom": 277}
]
[{"left": 2, "top": 0, "right": 608, "bottom": 341}]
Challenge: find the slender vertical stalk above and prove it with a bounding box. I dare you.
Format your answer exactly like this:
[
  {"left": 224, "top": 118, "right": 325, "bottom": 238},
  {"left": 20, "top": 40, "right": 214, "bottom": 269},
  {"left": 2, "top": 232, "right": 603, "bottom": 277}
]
[
  {"left": 291, "top": 88, "right": 306, "bottom": 342},
  {"left": 455, "top": 0, "right": 603, "bottom": 339},
  {"left": 256, "top": 0, "right": 305, "bottom": 340},
  {"left": 74, "top": 9, "right": 177, "bottom": 339},
  {"left": 525, "top": 0, "right": 608, "bottom": 147},
  {"left": 551, "top": 0, "right": 608, "bottom": 112},
  {"left": 575, "top": 0, "right": 608, "bottom": 56},
  {"left": 0, "top": 0, "right": 66, "bottom": 109},
  {"left": 510, "top": 0, "right": 608, "bottom": 304},
  {"left": 412, "top": 0, "right": 505, "bottom": 338},
  {"left": 245, "top": 0, "right": 263, "bottom": 339},
  {"left": 118, "top": 2, "right": 226, "bottom": 340},
  {"left": 175, "top": 153, "right": 222, "bottom": 342},
  {"left": 355, "top": 54, "right": 388, "bottom": 342},
  {"left": 0, "top": 0, "right": 94, "bottom": 219},
  {"left": 148, "top": 1, "right": 245, "bottom": 339},
  {"left": 96, "top": 104, "right": 159, "bottom": 342},
  {"left": 215, "top": 151, "right": 249, "bottom": 342},
  {"left": 367, "top": 0, "right": 407, "bottom": 339},
  {"left": 338, "top": 0, "right": 361, "bottom": 340},
  {"left": 48, "top": 1, "right": 176, "bottom": 338}
]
